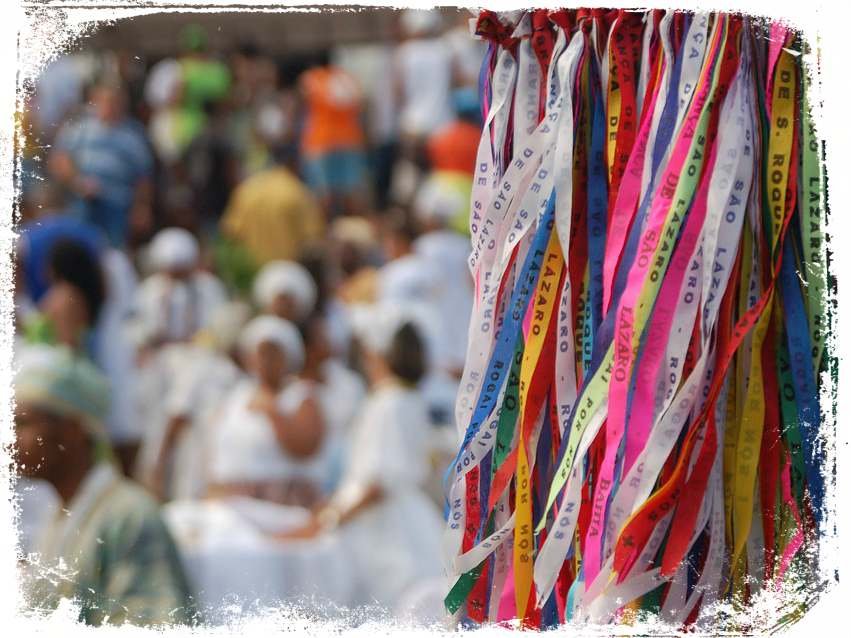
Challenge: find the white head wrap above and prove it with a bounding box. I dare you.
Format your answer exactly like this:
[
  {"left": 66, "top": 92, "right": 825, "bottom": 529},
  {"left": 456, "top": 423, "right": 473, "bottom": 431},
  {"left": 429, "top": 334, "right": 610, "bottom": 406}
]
[
  {"left": 413, "top": 173, "right": 469, "bottom": 227},
  {"left": 148, "top": 228, "right": 200, "bottom": 272},
  {"left": 239, "top": 315, "right": 305, "bottom": 374},
  {"left": 253, "top": 261, "right": 317, "bottom": 321}
]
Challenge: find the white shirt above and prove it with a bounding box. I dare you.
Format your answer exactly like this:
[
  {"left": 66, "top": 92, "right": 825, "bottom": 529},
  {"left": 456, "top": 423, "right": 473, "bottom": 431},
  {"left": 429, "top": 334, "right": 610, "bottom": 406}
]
[
  {"left": 129, "top": 270, "right": 228, "bottom": 347},
  {"left": 396, "top": 38, "right": 454, "bottom": 138},
  {"left": 95, "top": 248, "right": 140, "bottom": 443},
  {"left": 332, "top": 383, "right": 431, "bottom": 511},
  {"left": 135, "top": 342, "right": 245, "bottom": 500},
  {"left": 208, "top": 378, "right": 326, "bottom": 486},
  {"left": 330, "top": 382, "right": 444, "bottom": 608},
  {"left": 414, "top": 230, "right": 473, "bottom": 373}
]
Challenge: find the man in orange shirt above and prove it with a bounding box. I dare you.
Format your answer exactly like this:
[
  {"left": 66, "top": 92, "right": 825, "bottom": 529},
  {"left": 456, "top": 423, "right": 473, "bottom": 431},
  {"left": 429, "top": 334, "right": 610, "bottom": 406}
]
[{"left": 299, "top": 49, "right": 369, "bottom": 217}]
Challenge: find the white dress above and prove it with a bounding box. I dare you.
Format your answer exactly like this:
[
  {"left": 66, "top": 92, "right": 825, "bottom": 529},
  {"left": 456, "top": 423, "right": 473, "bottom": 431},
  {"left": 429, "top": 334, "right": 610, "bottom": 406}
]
[
  {"left": 414, "top": 230, "right": 474, "bottom": 374},
  {"left": 330, "top": 382, "right": 445, "bottom": 610},
  {"left": 316, "top": 359, "right": 366, "bottom": 493},
  {"left": 208, "top": 378, "right": 328, "bottom": 496},
  {"left": 161, "top": 495, "right": 355, "bottom": 618},
  {"left": 135, "top": 342, "right": 245, "bottom": 500},
  {"left": 163, "top": 379, "right": 355, "bottom": 616}
]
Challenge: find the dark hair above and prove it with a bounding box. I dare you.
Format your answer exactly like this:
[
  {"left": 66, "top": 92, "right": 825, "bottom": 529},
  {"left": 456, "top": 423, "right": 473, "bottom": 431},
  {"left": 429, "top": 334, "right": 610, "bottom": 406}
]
[
  {"left": 386, "top": 321, "right": 426, "bottom": 385},
  {"left": 297, "top": 310, "right": 322, "bottom": 349},
  {"left": 383, "top": 207, "right": 420, "bottom": 244},
  {"left": 299, "top": 248, "right": 329, "bottom": 313},
  {"left": 237, "top": 42, "right": 260, "bottom": 59},
  {"left": 48, "top": 239, "right": 106, "bottom": 324},
  {"left": 312, "top": 48, "right": 332, "bottom": 68}
]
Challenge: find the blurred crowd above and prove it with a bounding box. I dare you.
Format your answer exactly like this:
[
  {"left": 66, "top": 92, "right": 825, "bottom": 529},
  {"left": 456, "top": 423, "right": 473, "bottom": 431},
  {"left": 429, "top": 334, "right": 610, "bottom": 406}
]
[{"left": 13, "top": 9, "right": 484, "bottom": 627}]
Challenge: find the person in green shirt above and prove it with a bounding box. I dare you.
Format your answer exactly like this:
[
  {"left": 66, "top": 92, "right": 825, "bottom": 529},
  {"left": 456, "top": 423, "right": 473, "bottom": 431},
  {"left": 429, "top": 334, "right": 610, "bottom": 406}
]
[{"left": 176, "top": 24, "right": 232, "bottom": 149}]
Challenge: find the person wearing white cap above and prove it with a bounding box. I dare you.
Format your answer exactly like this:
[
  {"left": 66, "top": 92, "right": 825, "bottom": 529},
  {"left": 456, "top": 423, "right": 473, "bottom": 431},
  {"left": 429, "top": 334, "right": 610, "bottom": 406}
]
[
  {"left": 206, "top": 315, "right": 327, "bottom": 507},
  {"left": 128, "top": 227, "right": 228, "bottom": 350},
  {"left": 14, "top": 344, "right": 195, "bottom": 626},
  {"left": 252, "top": 259, "right": 317, "bottom": 322},
  {"left": 275, "top": 303, "right": 444, "bottom": 611},
  {"left": 144, "top": 57, "right": 186, "bottom": 164}
]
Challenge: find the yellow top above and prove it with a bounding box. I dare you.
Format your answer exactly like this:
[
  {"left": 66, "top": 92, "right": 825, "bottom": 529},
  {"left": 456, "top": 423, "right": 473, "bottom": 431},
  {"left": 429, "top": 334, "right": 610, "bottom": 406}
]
[{"left": 221, "top": 167, "right": 325, "bottom": 265}]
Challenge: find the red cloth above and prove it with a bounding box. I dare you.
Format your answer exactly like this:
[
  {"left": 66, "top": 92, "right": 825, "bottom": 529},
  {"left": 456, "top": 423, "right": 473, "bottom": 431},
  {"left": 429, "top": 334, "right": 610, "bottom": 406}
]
[{"left": 427, "top": 120, "right": 480, "bottom": 174}]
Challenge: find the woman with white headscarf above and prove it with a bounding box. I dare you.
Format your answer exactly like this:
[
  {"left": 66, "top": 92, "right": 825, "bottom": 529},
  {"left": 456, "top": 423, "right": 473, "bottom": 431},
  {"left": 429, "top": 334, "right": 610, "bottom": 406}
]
[
  {"left": 254, "top": 258, "right": 365, "bottom": 492},
  {"left": 157, "top": 320, "right": 357, "bottom": 616},
  {"left": 206, "top": 315, "right": 327, "bottom": 507},
  {"left": 128, "top": 227, "right": 228, "bottom": 350},
  {"left": 276, "top": 304, "right": 444, "bottom": 611}
]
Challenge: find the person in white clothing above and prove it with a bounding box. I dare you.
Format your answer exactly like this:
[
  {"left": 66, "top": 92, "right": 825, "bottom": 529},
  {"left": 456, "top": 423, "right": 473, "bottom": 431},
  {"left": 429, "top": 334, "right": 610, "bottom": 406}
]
[
  {"left": 375, "top": 209, "right": 462, "bottom": 427},
  {"left": 276, "top": 304, "right": 444, "bottom": 611},
  {"left": 412, "top": 173, "right": 473, "bottom": 379},
  {"left": 376, "top": 209, "right": 442, "bottom": 309},
  {"left": 395, "top": 10, "right": 454, "bottom": 141},
  {"left": 296, "top": 312, "right": 365, "bottom": 494},
  {"left": 135, "top": 301, "right": 252, "bottom": 501},
  {"left": 93, "top": 246, "right": 142, "bottom": 460},
  {"left": 206, "top": 315, "right": 326, "bottom": 507},
  {"left": 128, "top": 227, "right": 228, "bottom": 351},
  {"left": 443, "top": 11, "right": 489, "bottom": 89},
  {"left": 389, "top": 9, "right": 454, "bottom": 205}
]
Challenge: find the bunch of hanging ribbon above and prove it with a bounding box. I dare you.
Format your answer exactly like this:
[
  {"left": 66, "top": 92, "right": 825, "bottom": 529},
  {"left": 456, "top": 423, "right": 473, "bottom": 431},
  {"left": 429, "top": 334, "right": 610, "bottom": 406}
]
[{"left": 444, "top": 9, "right": 832, "bottom": 629}]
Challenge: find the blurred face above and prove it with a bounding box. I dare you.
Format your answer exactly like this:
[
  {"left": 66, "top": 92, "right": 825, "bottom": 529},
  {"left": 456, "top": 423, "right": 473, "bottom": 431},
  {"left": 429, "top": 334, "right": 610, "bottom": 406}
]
[
  {"left": 252, "top": 340, "right": 288, "bottom": 388},
  {"left": 269, "top": 293, "right": 298, "bottom": 322},
  {"left": 91, "top": 86, "right": 125, "bottom": 123},
  {"left": 40, "top": 281, "right": 90, "bottom": 347},
  {"left": 362, "top": 345, "right": 390, "bottom": 386},
  {"left": 382, "top": 232, "right": 409, "bottom": 261},
  {"left": 165, "top": 265, "right": 195, "bottom": 281},
  {"left": 14, "top": 404, "right": 88, "bottom": 482},
  {"left": 337, "top": 241, "right": 362, "bottom": 277}
]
